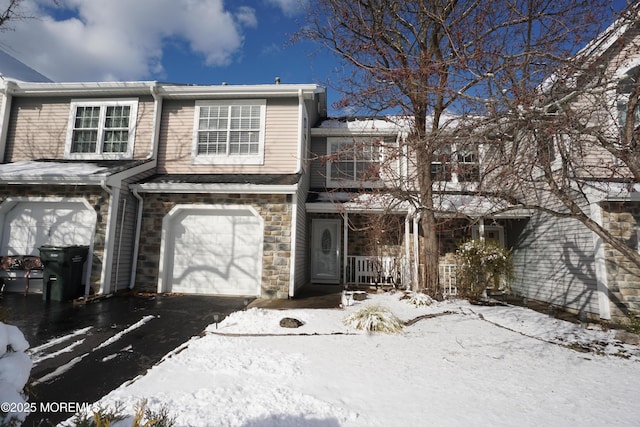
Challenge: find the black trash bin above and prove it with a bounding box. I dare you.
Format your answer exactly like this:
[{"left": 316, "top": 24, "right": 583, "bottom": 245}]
[{"left": 39, "top": 245, "right": 89, "bottom": 302}]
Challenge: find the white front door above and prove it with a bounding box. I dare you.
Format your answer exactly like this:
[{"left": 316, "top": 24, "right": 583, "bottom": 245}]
[{"left": 311, "top": 219, "right": 341, "bottom": 284}]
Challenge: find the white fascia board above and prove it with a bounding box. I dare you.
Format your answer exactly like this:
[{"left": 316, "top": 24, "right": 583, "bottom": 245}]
[
  {"left": 132, "top": 182, "right": 298, "bottom": 194},
  {"left": 157, "top": 83, "right": 325, "bottom": 100},
  {"left": 8, "top": 81, "right": 157, "bottom": 97},
  {"left": 104, "top": 160, "right": 157, "bottom": 186},
  {"left": 305, "top": 202, "right": 409, "bottom": 214},
  {"left": 311, "top": 127, "right": 400, "bottom": 137},
  {"left": 605, "top": 192, "right": 640, "bottom": 202},
  {"left": 0, "top": 175, "right": 107, "bottom": 185}
]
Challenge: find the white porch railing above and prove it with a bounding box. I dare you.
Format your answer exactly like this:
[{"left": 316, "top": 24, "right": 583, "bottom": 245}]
[
  {"left": 346, "top": 256, "right": 405, "bottom": 287},
  {"left": 439, "top": 262, "right": 457, "bottom": 297}
]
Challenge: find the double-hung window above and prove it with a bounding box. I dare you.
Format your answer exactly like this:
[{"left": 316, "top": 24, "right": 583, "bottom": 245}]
[
  {"left": 430, "top": 144, "right": 479, "bottom": 183},
  {"left": 326, "top": 137, "right": 383, "bottom": 187},
  {"left": 193, "top": 100, "right": 266, "bottom": 165},
  {"left": 65, "top": 99, "right": 137, "bottom": 159}
]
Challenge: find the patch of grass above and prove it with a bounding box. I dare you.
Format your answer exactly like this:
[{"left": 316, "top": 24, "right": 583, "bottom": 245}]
[{"left": 343, "top": 304, "right": 404, "bottom": 333}]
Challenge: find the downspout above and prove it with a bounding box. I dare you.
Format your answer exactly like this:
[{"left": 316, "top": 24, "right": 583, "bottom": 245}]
[
  {"left": 129, "top": 82, "right": 162, "bottom": 289},
  {"left": 114, "top": 198, "right": 126, "bottom": 293},
  {"left": 130, "top": 187, "right": 143, "bottom": 289},
  {"left": 99, "top": 181, "right": 118, "bottom": 295},
  {"left": 0, "top": 80, "right": 16, "bottom": 163}
]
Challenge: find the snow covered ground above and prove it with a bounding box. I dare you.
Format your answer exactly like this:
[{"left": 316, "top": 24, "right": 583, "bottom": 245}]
[{"left": 67, "top": 292, "right": 640, "bottom": 427}]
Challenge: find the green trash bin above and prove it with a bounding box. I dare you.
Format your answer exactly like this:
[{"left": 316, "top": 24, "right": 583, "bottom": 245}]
[{"left": 39, "top": 245, "right": 89, "bottom": 302}]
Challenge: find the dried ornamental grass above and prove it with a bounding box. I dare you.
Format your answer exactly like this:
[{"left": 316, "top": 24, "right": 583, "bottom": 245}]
[
  {"left": 343, "top": 304, "right": 404, "bottom": 333},
  {"left": 406, "top": 292, "right": 434, "bottom": 307}
]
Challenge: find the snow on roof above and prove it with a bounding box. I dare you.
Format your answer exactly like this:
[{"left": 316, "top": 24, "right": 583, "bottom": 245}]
[
  {"left": 0, "top": 161, "right": 108, "bottom": 177},
  {"left": 317, "top": 116, "right": 409, "bottom": 130}
]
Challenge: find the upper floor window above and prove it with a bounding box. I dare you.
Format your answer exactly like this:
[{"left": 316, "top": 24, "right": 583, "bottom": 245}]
[
  {"left": 326, "top": 137, "right": 386, "bottom": 188},
  {"left": 617, "top": 68, "right": 640, "bottom": 130},
  {"left": 192, "top": 100, "right": 266, "bottom": 165},
  {"left": 65, "top": 99, "right": 138, "bottom": 159},
  {"left": 431, "top": 144, "right": 479, "bottom": 183}
]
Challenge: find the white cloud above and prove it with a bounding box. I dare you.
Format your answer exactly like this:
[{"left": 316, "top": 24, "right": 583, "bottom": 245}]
[
  {"left": 0, "top": 0, "right": 257, "bottom": 82},
  {"left": 265, "top": 0, "right": 308, "bottom": 17}
]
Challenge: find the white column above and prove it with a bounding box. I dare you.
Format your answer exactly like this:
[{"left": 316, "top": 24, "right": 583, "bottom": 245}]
[
  {"left": 591, "top": 203, "right": 611, "bottom": 320},
  {"left": 343, "top": 212, "right": 349, "bottom": 286}
]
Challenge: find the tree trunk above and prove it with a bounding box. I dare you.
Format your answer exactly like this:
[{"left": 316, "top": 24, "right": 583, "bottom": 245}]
[{"left": 419, "top": 211, "right": 440, "bottom": 294}]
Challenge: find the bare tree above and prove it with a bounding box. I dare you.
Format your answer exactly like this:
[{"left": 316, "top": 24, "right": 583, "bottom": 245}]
[
  {"left": 299, "top": 0, "right": 611, "bottom": 292},
  {"left": 483, "top": 3, "right": 640, "bottom": 272},
  {"left": 0, "top": 0, "right": 33, "bottom": 31}
]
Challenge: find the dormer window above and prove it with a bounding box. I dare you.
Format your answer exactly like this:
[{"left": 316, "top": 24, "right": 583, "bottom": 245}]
[
  {"left": 192, "top": 100, "right": 266, "bottom": 165},
  {"left": 65, "top": 99, "right": 138, "bottom": 159}
]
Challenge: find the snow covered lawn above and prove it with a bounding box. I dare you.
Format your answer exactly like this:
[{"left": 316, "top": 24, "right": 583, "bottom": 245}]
[{"left": 75, "top": 293, "right": 640, "bottom": 426}]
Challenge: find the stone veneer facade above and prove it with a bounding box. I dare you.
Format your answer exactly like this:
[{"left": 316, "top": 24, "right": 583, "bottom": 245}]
[
  {"left": 0, "top": 184, "right": 110, "bottom": 293},
  {"left": 135, "top": 192, "right": 293, "bottom": 298},
  {"left": 601, "top": 201, "right": 640, "bottom": 321}
]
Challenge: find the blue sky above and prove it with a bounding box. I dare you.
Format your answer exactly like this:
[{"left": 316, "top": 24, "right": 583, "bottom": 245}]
[
  {"left": 0, "top": 0, "right": 633, "bottom": 115},
  {"left": 0, "top": 0, "right": 330, "bottom": 86}
]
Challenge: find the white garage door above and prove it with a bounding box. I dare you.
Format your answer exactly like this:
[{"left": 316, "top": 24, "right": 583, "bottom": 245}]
[
  {"left": 1, "top": 201, "right": 95, "bottom": 255},
  {"left": 167, "top": 208, "right": 263, "bottom": 296}
]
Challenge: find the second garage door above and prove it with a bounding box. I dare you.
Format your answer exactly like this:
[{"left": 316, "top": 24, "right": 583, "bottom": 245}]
[
  {"left": 166, "top": 207, "right": 263, "bottom": 296},
  {"left": 1, "top": 201, "right": 95, "bottom": 255}
]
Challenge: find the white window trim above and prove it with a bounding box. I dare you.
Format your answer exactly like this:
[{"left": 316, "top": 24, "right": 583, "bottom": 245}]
[
  {"left": 64, "top": 98, "right": 138, "bottom": 160},
  {"left": 325, "top": 137, "right": 388, "bottom": 188},
  {"left": 192, "top": 99, "right": 266, "bottom": 165},
  {"left": 432, "top": 143, "right": 481, "bottom": 185}
]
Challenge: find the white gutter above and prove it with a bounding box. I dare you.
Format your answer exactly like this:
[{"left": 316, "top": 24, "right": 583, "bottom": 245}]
[
  {"left": 146, "top": 82, "right": 162, "bottom": 161},
  {"left": 156, "top": 83, "right": 324, "bottom": 100},
  {"left": 98, "top": 180, "right": 118, "bottom": 295},
  {"left": 130, "top": 187, "right": 144, "bottom": 289},
  {"left": 133, "top": 182, "right": 298, "bottom": 194},
  {"left": 0, "top": 80, "right": 16, "bottom": 163}
]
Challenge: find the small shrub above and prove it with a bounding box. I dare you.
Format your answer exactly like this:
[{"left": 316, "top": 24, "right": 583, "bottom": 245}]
[
  {"left": 343, "top": 305, "right": 404, "bottom": 333},
  {"left": 70, "top": 400, "right": 175, "bottom": 427},
  {"left": 70, "top": 402, "right": 126, "bottom": 427},
  {"left": 134, "top": 399, "right": 176, "bottom": 427},
  {"left": 406, "top": 292, "right": 433, "bottom": 307},
  {"left": 456, "top": 239, "right": 513, "bottom": 299}
]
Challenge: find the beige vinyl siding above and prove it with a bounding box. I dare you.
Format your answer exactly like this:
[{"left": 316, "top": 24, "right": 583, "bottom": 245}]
[
  {"left": 157, "top": 98, "right": 300, "bottom": 174},
  {"left": 6, "top": 95, "right": 155, "bottom": 162}
]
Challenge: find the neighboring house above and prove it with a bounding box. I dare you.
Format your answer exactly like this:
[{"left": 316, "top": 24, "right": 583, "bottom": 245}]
[
  {"left": 0, "top": 48, "right": 51, "bottom": 83},
  {"left": 308, "top": 117, "right": 526, "bottom": 295},
  {"left": 0, "top": 81, "right": 159, "bottom": 295},
  {"left": 505, "top": 9, "right": 640, "bottom": 322}
]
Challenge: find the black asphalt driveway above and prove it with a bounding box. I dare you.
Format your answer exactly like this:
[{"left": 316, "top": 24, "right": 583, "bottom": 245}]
[{"left": 0, "top": 292, "right": 251, "bottom": 425}]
